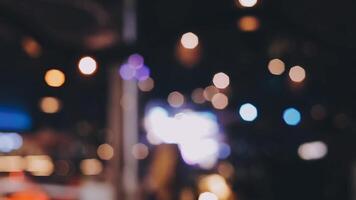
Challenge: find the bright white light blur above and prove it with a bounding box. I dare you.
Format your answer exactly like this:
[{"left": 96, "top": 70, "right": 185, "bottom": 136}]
[
  {"left": 145, "top": 107, "right": 218, "bottom": 144},
  {"left": 179, "top": 138, "right": 219, "bottom": 169},
  {"left": 239, "top": 103, "right": 258, "bottom": 121},
  {"left": 238, "top": 0, "right": 258, "bottom": 7},
  {"left": 144, "top": 106, "right": 221, "bottom": 168},
  {"left": 198, "top": 192, "right": 218, "bottom": 200},
  {"left": 298, "top": 141, "right": 327, "bottom": 160},
  {"left": 213, "top": 72, "right": 230, "bottom": 89},
  {"left": 78, "top": 56, "right": 97, "bottom": 75},
  {"left": 0, "top": 132, "right": 23, "bottom": 153},
  {"left": 181, "top": 32, "right": 199, "bottom": 49}
]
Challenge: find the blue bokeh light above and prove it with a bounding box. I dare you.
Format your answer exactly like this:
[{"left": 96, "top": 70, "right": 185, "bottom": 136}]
[
  {"left": 283, "top": 108, "right": 301, "bottom": 126},
  {"left": 239, "top": 103, "right": 258, "bottom": 122},
  {"left": 0, "top": 108, "right": 31, "bottom": 131}
]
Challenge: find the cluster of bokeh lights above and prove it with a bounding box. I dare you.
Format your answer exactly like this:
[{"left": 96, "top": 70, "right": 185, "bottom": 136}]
[{"left": 119, "top": 53, "right": 150, "bottom": 81}]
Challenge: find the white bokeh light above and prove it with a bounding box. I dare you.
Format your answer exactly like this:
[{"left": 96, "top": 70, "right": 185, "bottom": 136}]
[
  {"left": 238, "top": 0, "right": 258, "bottom": 7},
  {"left": 144, "top": 106, "right": 221, "bottom": 168},
  {"left": 78, "top": 56, "right": 97, "bottom": 75},
  {"left": 298, "top": 141, "right": 327, "bottom": 160},
  {"left": 198, "top": 192, "right": 218, "bottom": 200},
  {"left": 239, "top": 103, "right": 258, "bottom": 121},
  {"left": 212, "top": 72, "right": 230, "bottom": 89},
  {"left": 0, "top": 132, "right": 23, "bottom": 153},
  {"left": 181, "top": 32, "right": 199, "bottom": 49}
]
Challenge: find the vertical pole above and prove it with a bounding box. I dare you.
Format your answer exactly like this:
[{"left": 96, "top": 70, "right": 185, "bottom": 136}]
[
  {"left": 122, "top": 0, "right": 139, "bottom": 198},
  {"left": 122, "top": 80, "right": 139, "bottom": 200},
  {"left": 106, "top": 67, "right": 123, "bottom": 200},
  {"left": 107, "top": 0, "right": 138, "bottom": 199},
  {"left": 107, "top": 69, "right": 139, "bottom": 200}
]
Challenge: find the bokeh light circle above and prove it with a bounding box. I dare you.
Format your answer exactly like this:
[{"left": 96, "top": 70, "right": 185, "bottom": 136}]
[
  {"left": 44, "top": 69, "right": 65, "bottom": 87},
  {"left": 238, "top": 0, "right": 258, "bottom": 7},
  {"left": 213, "top": 72, "right": 230, "bottom": 89},
  {"left": 198, "top": 192, "right": 218, "bottom": 200},
  {"left": 167, "top": 91, "right": 185, "bottom": 108},
  {"left": 181, "top": 32, "right": 199, "bottom": 49},
  {"left": 211, "top": 93, "right": 228, "bottom": 110},
  {"left": 283, "top": 108, "right": 301, "bottom": 126},
  {"left": 39, "top": 97, "right": 62, "bottom": 114},
  {"left": 268, "top": 58, "right": 285, "bottom": 75},
  {"left": 289, "top": 66, "right": 306, "bottom": 82},
  {"left": 239, "top": 103, "right": 258, "bottom": 121},
  {"left": 78, "top": 56, "right": 97, "bottom": 75},
  {"left": 238, "top": 16, "right": 260, "bottom": 32}
]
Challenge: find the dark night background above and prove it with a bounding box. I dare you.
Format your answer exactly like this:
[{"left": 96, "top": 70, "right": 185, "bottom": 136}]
[{"left": 0, "top": 0, "right": 356, "bottom": 200}]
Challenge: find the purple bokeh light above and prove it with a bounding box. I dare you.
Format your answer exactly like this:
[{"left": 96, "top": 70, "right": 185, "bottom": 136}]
[
  {"left": 128, "top": 54, "right": 144, "bottom": 69},
  {"left": 135, "top": 65, "right": 150, "bottom": 81},
  {"left": 119, "top": 64, "right": 136, "bottom": 80}
]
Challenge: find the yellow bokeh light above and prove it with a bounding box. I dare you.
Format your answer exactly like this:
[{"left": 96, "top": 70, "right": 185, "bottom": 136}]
[
  {"left": 78, "top": 56, "right": 97, "bottom": 75},
  {"left": 168, "top": 91, "right": 185, "bottom": 108},
  {"left": 268, "top": 58, "right": 285, "bottom": 75},
  {"left": 131, "top": 143, "right": 149, "bottom": 160},
  {"left": 203, "top": 86, "right": 219, "bottom": 101},
  {"left": 238, "top": 16, "right": 260, "bottom": 32},
  {"left": 97, "top": 144, "right": 114, "bottom": 160},
  {"left": 138, "top": 77, "right": 154, "bottom": 92},
  {"left": 80, "top": 159, "right": 103, "bottom": 176},
  {"left": 199, "top": 174, "right": 231, "bottom": 200},
  {"left": 191, "top": 88, "right": 206, "bottom": 104},
  {"left": 0, "top": 156, "right": 25, "bottom": 172},
  {"left": 44, "top": 69, "right": 65, "bottom": 87},
  {"left": 25, "top": 155, "right": 54, "bottom": 176},
  {"left": 211, "top": 93, "right": 228, "bottom": 110},
  {"left": 39, "top": 97, "right": 61, "bottom": 114},
  {"left": 289, "top": 66, "right": 306, "bottom": 82},
  {"left": 213, "top": 72, "right": 230, "bottom": 89},
  {"left": 181, "top": 32, "right": 199, "bottom": 49},
  {"left": 237, "top": 0, "right": 258, "bottom": 7}
]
